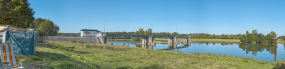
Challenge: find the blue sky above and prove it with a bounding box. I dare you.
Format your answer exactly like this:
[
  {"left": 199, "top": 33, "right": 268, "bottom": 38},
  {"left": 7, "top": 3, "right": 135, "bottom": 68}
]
[{"left": 29, "top": 0, "right": 285, "bottom": 35}]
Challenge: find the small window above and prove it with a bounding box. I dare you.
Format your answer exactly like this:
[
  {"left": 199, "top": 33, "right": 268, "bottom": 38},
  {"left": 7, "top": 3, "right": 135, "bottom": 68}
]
[{"left": 84, "top": 32, "right": 90, "bottom": 34}]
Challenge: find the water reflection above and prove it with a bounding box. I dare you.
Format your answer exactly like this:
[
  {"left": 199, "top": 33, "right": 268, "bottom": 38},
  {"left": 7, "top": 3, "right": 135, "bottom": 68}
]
[
  {"left": 135, "top": 42, "right": 191, "bottom": 50},
  {"left": 107, "top": 40, "right": 283, "bottom": 62},
  {"left": 238, "top": 43, "right": 275, "bottom": 56}
]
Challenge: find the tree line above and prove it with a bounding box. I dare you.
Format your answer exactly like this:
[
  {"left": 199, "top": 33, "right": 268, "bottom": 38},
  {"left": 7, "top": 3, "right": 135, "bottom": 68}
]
[
  {"left": 239, "top": 29, "right": 276, "bottom": 44},
  {"left": 106, "top": 28, "right": 247, "bottom": 39}
]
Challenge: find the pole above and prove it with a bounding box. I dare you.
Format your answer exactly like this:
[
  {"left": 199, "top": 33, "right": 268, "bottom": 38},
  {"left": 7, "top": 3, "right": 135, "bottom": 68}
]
[
  {"left": 275, "top": 39, "right": 277, "bottom": 62},
  {"left": 176, "top": 27, "right": 177, "bottom": 33},
  {"left": 104, "top": 18, "right": 108, "bottom": 36},
  {"left": 151, "top": 24, "right": 153, "bottom": 35},
  {"left": 151, "top": 24, "right": 153, "bottom": 29}
]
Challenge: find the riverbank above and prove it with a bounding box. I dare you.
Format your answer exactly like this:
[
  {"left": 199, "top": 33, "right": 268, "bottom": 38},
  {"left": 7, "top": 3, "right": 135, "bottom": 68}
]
[{"left": 3, "top": 41, "right": 283, "bottom": 69}]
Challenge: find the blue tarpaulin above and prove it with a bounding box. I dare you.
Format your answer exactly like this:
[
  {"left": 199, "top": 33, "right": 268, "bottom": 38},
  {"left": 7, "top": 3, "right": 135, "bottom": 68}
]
[{"left": 5, "top": 30, "right": 36, "bottom": 55}]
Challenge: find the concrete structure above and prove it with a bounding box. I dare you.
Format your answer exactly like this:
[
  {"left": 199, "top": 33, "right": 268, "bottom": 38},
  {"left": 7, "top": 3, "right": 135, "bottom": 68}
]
[
  {"left": 162, "top": 43, "right": 191, "bottom": 50},
  {"left": 80, "top": 29, "right": 101, "bottom": 37},
  {"left": 106, "top": 34, "right": 191, "bottom": 45}
]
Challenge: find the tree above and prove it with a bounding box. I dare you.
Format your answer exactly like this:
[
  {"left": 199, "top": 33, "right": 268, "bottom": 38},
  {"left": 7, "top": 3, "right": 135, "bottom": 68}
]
[
  {"left": 137, "top": 28, "right": 144, "bottom": 35},
  {"left": 0, "top": 0, "right": 35, "bottom": 28},
  {"left": 258, "top": 33, "right": 264, "bottom": 43},
  {"left": 33, "top": 18, "right": 46, "bottom": 28},
  {"left": 251, "top": 30, "right": 259, "bottom": 43},
  {"left": 37, "top": 20, "right": 59, "bottom": 36},
  {"left": 269, "top": 31, "right": 277, "bottom": 44},
  {"left": 239, "top": 34, "right": 247, "bottom": 42},
  {"left": 221, "top": 34, "right": 226, "bottom": 39},
  {"left": 246, "top": 31, "right": 251, "bottom": 42},
  {"left": 147, "top": 28, "right": 152, "bottom": 35},
  {"left": 172, "top": 32, "right": 178, "bottom": 36}
]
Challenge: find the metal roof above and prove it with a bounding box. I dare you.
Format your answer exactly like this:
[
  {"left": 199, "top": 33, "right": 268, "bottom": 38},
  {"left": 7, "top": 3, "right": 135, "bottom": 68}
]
[{"left": 80, "top": 29, "right": 98, "bottom": 31}]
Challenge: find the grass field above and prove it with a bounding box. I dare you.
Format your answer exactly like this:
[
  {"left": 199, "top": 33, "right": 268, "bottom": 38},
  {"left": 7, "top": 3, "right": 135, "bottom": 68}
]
[{"left": 1, "top": 41, "right": 283, "bottom": 69}]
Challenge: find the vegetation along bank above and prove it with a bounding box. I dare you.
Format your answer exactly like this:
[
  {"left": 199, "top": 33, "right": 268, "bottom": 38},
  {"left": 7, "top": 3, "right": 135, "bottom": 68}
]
[{"left": 1, "top": 41, "right": 284, "bottom": 69}]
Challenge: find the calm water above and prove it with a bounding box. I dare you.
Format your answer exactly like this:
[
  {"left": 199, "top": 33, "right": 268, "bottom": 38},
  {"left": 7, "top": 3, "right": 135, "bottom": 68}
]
[{"left": 106, "top": 40, "right": 285, "bottom": 62}]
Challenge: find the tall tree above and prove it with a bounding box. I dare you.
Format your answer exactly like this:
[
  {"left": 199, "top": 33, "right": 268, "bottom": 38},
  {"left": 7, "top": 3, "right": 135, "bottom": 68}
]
[
  {"left": 136, "top": 28, "right": 144, "bottom": 35},
  {"left": 251, "top": 30, "right": 259, "bottom": 43},
  {"left": 147, "top": 28, "right": 152, "bottom": 35},
  {"left": 246, "top": 31, "right": 251, "bottom": 42},
  {"left": 0, "top": 0, "right": 35, "bottom": 28},
  {"left": 37, "top": 20, "right": 59, "bottom": 36}
]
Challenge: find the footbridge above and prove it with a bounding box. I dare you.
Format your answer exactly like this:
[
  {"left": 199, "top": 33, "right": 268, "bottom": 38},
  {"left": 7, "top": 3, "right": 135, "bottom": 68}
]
[{"left": 105, "top": 34, "right": 191, "bottom": 45}]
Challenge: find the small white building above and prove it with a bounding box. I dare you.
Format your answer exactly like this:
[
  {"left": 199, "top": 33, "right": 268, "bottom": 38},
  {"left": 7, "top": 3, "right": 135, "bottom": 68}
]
[{"left": 80, "top": 29, "right": 101, "bottom": 37}]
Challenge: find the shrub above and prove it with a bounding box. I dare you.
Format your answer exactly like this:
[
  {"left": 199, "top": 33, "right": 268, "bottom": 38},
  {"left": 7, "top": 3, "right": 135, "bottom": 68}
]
[
  {"left": 79, "top": 39, "right": 84, "bottom": 44},
  {"left": 274, "top": 60, "right": 285, "bottom": 69},
  {"left": 86, "top": 44, "right": 91, "bottom": 48},
  {"left": 70, "top": 39, "right": 76, "bottom": 43}
]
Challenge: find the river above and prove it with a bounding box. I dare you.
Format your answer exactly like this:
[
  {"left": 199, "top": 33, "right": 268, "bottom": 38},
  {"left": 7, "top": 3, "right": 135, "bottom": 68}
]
[{"left": 106, "top": 40, "right": 285, "bottom": 62}]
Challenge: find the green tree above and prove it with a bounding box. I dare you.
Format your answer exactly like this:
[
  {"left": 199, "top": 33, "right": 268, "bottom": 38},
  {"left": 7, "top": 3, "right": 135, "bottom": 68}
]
[
  {"left": 136, "top": 28, "right": 144, "bottom": 35},
  {"left": 258, "top": 33, "right": 264, "bottom": 43},
  {"left": 239, "top": 34, "right": 247, "bottom": 42},
  {"left": 0, "top": 0, "right": 35, "bottom": 28},
  {"left": 33, "top": 18, "right": 46, "bottom": 28},
  {"left": 251, "top": 30, "right": 259, "bottom": 43},
  {"left": 246, "top": 31, "right": 251, "bottom": 43},
  {"left": 172, "top": 32, "right": 178, "bottom": 36},
  {"left": 147, "top": 28, "right": 152, "bottom": 35},
  {"left": 37, "top": 20, "right": 59, "bottom": 36},
  {"left": 269, "top": 31, "right": 277, "bottom": 44}
]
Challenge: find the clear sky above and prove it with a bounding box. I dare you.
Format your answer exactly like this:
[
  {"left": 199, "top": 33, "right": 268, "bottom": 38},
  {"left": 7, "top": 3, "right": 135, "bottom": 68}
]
[{"left": 29, "top": 0, "right": 285, "bottom": 35}]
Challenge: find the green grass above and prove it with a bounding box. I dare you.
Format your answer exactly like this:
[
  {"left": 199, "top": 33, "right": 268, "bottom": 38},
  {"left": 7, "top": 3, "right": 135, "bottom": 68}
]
[
  {"left": 2, "top": 41, "right": 282, "bottom": 69},
  {"left": 277, "top": 39, "right": 285, "bottom": 43}
]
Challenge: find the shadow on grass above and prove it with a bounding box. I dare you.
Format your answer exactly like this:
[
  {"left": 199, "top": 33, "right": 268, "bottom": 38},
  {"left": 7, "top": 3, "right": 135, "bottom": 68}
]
[
  {"left": 23, "top": 51, "right": 98, "bottom": 69},
  {"left": 24, "top": 42, "right": 114, "bottom": 69},
  {"left": 38, "top": 42, "right": 89, "bottom": 54}
]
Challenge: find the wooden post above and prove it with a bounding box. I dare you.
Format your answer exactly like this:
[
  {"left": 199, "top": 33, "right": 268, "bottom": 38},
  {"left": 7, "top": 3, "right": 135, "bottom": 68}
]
[{"left": 275, "top": 39, "right": 277, "bottom": 62}]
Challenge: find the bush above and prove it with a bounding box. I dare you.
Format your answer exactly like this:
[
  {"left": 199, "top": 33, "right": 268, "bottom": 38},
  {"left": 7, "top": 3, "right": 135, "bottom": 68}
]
[
  {"left": 79, "top": 39, "right": 84, "bottom": 44},
  {"left": 131, "top": 37, "right": 141, "bottom": 41},
  {"left": 70, "top": 39, "right": 76, "bottom": 43},
  {"left": 86, "top": 44, "right": 91, "bottom": 48},
  {"left": 274, "top": 60, "right": 285, "bottom": 69}
]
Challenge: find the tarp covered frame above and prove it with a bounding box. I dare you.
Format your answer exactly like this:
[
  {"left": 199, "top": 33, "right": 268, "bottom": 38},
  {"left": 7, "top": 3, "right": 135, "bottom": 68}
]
[
  {"left": 0, "top": 25, "right": 34, "bottom": 32},
  {"left": 0, "top": 25, "right": 36, "bottom": 55}
]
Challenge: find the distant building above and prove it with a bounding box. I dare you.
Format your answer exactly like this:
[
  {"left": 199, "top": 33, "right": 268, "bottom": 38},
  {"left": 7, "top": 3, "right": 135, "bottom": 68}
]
[{"left": 80, "top": 29, "right": 101, "bottom": 37}]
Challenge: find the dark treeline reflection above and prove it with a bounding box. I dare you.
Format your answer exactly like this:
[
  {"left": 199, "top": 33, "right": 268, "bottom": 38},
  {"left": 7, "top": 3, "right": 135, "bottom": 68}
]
[
  {"left": 203, "top": 43, "right": 236, "bottom": 46},
  {"left": 238, "top": 43, "right": 275, "bottom": 56},
  {"left": 135, "top": 42, "right": 277, "bottom": 56}
]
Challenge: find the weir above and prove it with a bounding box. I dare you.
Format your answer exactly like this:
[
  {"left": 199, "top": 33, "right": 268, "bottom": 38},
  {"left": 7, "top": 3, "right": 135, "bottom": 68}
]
[{"left": 100, "top": 34, "right": 191, "bottom": 45}]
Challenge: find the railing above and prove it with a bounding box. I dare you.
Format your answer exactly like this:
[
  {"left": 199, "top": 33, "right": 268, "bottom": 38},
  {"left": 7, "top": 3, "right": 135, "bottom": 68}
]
[{"left": 106, "top": 34, "right": 190, "bottom": 38}]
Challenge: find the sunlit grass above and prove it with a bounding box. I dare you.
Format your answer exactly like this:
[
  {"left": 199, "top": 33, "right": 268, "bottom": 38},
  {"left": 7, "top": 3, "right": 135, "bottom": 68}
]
[{"left": 1, "top": 41, "right": 280, "bottom": 69}]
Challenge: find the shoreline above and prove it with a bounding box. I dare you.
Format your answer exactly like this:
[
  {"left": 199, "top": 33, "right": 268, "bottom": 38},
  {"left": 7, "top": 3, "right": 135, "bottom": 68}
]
[{"left": 26, "top": 41, "right": 277, "bottom": 68}]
